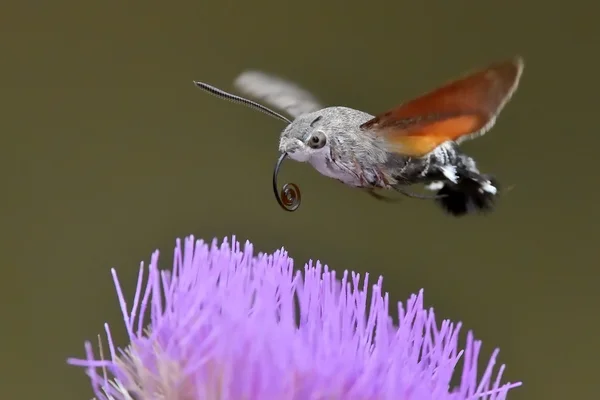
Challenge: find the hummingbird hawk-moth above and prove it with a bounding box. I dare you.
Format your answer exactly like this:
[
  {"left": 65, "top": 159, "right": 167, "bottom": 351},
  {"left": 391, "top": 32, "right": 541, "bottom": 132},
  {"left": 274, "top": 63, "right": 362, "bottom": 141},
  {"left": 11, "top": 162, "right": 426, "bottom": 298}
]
[{"left": 194, "top": 57, "right": 524, "bottom": 217}]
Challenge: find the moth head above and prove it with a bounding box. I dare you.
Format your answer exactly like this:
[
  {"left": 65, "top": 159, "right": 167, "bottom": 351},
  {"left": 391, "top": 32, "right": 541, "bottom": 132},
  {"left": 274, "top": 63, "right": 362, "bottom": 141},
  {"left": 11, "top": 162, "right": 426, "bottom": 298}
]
[{"left": 279, "top": 112, "right": 329, "bottom": 162}]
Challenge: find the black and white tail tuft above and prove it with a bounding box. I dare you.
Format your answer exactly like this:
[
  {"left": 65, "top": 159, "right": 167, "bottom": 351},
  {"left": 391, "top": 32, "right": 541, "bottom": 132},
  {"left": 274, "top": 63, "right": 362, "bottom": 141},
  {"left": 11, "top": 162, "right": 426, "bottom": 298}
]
[{"left": 434, "top": 173, "right": 500, "bottom": 217}]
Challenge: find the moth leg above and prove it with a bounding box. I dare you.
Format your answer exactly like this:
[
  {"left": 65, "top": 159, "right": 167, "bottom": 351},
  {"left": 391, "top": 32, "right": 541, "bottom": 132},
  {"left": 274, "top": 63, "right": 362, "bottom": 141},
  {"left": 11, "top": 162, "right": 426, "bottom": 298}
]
[
  {"left": 392, "top": 184, "right": 446, "bottom": 200},
  {"left": 365, "top": 188, "right": 404, "bottom": 203},
  {"left": 352, "top": 159, "right": 369, "bottom": 187}
]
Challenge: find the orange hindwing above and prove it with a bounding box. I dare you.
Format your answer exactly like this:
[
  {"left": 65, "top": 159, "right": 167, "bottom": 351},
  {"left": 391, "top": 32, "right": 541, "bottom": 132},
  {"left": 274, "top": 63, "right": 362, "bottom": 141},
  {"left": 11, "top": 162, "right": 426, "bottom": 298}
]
[{"left": 360, "top": 57, "right": 524, "bottom": 157}]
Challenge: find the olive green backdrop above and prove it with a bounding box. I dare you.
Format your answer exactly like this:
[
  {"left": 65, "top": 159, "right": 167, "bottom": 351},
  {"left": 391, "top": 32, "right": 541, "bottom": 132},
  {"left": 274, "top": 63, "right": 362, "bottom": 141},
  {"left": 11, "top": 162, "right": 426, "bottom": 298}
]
[{"left": 1, "top": 1, "right": 598, "bottom": 399}]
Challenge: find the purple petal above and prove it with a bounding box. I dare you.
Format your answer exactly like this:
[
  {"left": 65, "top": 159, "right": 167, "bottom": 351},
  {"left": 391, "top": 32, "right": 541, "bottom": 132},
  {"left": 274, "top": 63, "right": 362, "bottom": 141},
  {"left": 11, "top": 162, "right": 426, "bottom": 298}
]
[{"left": 67, "top": 235, "right": 521, "bottom": 400}]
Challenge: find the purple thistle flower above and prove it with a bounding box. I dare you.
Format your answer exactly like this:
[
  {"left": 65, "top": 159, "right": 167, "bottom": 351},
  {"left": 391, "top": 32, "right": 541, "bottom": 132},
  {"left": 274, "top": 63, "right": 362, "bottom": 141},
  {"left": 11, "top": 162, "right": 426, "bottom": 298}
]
[{"left": 68, "top": 235, "right": 521, "bottom": 400}]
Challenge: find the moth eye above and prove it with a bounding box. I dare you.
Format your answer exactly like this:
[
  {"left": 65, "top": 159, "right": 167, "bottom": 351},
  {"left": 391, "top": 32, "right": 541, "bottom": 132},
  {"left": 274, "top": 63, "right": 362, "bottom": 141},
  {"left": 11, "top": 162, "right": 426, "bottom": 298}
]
[{"left": 307, "top": 131, "right": 326, "bottom": 149}]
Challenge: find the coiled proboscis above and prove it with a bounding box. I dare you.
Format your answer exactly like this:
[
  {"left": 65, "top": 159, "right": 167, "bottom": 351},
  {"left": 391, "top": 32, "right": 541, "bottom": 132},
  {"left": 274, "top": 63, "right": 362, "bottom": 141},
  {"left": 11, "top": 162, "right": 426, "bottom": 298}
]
[{"left": 273, "top": 152, "right": 301, "bottom": 212}]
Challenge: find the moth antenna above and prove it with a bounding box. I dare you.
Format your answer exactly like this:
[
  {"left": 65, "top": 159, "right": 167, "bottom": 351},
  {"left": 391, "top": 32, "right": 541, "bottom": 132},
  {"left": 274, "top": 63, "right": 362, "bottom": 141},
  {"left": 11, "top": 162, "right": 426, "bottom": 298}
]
[
  {"left": 273, "top": 152, "right": 301, "bottom": 211},
  {"left": 193, "top": 81, "right": 292, "bottom": 124}
]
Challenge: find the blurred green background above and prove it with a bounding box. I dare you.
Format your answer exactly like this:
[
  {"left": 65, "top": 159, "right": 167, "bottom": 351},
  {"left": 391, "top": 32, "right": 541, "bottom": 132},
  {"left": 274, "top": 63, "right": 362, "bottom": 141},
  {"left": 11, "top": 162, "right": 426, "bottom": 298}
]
[{"left": 1, "top": 0, "right": 598, "bottom": 399}]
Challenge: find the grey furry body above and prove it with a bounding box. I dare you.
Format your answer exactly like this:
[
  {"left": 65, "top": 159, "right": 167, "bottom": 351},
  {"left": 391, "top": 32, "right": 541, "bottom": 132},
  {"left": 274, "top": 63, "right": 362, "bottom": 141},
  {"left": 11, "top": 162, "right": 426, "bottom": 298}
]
[{"left": 279, "top": 106, "right": 478, "bottom": 191}]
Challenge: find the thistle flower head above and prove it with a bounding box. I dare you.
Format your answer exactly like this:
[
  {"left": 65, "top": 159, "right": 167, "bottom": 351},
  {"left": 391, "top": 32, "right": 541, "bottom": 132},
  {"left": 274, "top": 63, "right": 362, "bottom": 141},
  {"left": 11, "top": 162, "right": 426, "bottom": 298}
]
[{"left": 68, "top": 235, "right": 521, "bottom": 399}]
